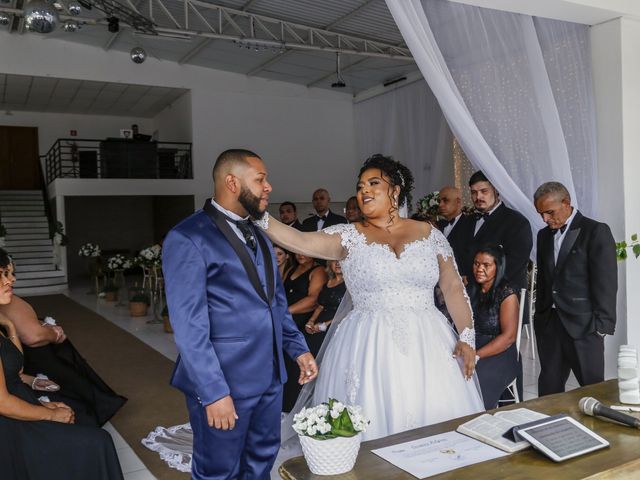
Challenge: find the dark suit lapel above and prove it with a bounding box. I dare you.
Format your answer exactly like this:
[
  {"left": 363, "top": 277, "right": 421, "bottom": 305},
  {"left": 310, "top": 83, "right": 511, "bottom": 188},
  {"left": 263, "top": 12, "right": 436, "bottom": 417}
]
[
  {"left": 255, "top": 230, "right": 275, "bottom": 302},
  {"left": 543, "top": 229, "right": 555, "bottom": 279},
  {"left": 555, "top": 213, "right": 582, "bottom": 274},
  {"left": 202, "top": 201, "right": 268, "bottom": 304},
  {"left": 473, "top": 203, "right": 504, "bottom": 241}
]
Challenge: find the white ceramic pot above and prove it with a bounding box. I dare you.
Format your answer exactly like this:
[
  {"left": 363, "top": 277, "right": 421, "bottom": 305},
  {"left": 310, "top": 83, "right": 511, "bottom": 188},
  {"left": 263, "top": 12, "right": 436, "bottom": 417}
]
[{"left": 298, "top": 433, "right": 361, "bottom": 475}]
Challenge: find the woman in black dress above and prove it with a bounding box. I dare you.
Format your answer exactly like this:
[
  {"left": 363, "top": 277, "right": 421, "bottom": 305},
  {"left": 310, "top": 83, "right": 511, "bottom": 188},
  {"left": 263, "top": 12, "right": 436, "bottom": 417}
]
[
  {"left": 467, "top": 244, "right": 520, "bottom": 410},
  {"left": 281, "top": 253, "right": 327, "bottom": 412},
  {"left": 0, "top": 249, "right": 124, "bottom": 480},
  {"left": 304, "top": 260, "right": 346, "bottom": 356}
]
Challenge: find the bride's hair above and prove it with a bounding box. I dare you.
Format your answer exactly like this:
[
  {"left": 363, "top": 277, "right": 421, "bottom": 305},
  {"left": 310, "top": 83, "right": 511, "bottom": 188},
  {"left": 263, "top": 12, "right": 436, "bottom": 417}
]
[{"left": 358, "top": 154, "right": 415, "bottom": 216}]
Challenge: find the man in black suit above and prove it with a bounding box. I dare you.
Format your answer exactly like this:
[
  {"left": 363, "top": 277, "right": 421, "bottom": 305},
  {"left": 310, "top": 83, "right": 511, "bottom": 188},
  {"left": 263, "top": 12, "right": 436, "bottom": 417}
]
[
  {"left": 463, "top": 171, "right": 532, "bottom": 292},
  {"left": 279, "top": 201, "right": 303, "bottom": 230},
  {"left": 301, "top": 188, "right": 347, "bottom": 232},
  {"left": 533, "top": 182, "right": 617, "bottom": 396},
  {"left": 436, "top": 186, "right": 472, "bottom": 270}
]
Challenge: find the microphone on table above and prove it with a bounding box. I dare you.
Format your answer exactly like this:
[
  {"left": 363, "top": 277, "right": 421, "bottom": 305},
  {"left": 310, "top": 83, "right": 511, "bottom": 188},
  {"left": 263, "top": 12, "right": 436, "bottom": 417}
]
[{"left": 579, "top": 397, "right": 640, "bottom": 429}]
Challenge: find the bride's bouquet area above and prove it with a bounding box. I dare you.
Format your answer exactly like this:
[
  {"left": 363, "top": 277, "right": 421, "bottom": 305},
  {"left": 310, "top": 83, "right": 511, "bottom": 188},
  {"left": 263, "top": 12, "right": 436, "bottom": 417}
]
[{"left": 293, "top": 399, "right": 369, "bottom": 475}]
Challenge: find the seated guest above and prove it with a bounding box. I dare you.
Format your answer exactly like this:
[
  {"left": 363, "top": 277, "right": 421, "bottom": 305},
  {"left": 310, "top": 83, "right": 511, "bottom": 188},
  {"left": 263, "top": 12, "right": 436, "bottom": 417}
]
[
  {"left": 304, "top": 260, "right": 347, "bottom": 356},
  {"left": 467, "top": 245, "right": 520, "bottom": 410},
  {"left": 279, "top": 201, "right": 303, "bottom": 230},
  {"left": 301, "top": 188, "right": 347, "bottom": 231},
  {"left": 274, "top": 244, "right": 294, "bottom": 279},
  {"left": 282, "top": 254, "right": 327, "bottom": 412},
  {"left": 0, "top": 263, "right": 127, "bottom": 426},
  {"left": 0, "top": 250, "right": 124, "bottom": 479},
  {"left": 344, "top": 196, "right": 362, "bottom": 223}
]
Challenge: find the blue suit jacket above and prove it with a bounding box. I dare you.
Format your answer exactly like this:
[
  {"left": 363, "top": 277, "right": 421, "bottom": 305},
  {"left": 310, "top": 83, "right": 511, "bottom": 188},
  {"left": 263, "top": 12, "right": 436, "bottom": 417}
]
[{"left": 163, "top": 208, "right": 309, "bottom": 406}]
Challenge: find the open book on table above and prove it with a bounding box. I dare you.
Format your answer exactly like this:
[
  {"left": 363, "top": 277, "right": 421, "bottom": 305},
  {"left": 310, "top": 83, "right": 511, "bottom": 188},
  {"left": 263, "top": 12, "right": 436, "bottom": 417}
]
[{"left": 456, "top": 408, "right": 549, "bottom": 453}]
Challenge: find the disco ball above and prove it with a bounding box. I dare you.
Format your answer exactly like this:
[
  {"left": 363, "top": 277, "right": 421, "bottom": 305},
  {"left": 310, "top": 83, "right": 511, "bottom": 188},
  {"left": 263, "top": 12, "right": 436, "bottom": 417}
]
[
  {"left": 0, "top": 12, "right": 10, "bottom": 26},
  {"left": 68, "top": 1, "right": 81, "bottom": 15},
  {"left": 62, "top": 19, "right": 80, "bottom": 32},
  {"left": 130, "top": 46, "right": 146, "bottom": 64},
  {"left": 24, "top": 0, "right": 59, "bottom": 34}
]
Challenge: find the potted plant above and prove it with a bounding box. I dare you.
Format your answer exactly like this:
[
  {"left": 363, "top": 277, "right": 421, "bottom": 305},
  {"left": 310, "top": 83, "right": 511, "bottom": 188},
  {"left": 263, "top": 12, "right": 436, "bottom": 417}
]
[
  {"left": 617, "top": 233, "right": 640, "bottom": 261},
  {"left": 129, "top": 290, "right": 150, "bottom": 316},
  {"left": 415, "top": 191, "right": 441, "bottom": 224},
  {"left": 101, "top": 283, "right": 119, "bottom": 302},
  {"left": 293, "top": 399, "right": 369, "bottom": 475}
]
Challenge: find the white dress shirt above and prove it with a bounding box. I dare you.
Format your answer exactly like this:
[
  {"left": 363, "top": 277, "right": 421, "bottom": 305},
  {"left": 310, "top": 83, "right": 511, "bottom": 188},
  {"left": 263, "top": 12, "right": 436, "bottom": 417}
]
[
  {"left": 443, "top": 213, "right": 462, "bottom": 238},
  {"left": 554, "top": 207, "right": 578, "bottom": 265},
  {"left": 211, "top": 199, "right": 249, "bottom": 244},
  {"left": 474, "top": 201, "right": 502, "bottom": 236}
]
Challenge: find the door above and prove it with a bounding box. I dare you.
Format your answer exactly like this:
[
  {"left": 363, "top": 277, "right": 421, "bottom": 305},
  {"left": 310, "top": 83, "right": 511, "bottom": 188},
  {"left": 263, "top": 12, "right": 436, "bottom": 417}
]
[{"left": 0, "top": 126, "right": 41, "bottom": 189}]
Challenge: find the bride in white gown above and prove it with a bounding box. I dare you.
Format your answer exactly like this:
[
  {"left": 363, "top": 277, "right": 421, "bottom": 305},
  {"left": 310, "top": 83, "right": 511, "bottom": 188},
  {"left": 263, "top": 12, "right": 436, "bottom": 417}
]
[
  {"left": 264, "top": 155, "right": 484, "bottom": 442},
  {"left": 143, "top": 155, "right": 483, "bottom": 470}
]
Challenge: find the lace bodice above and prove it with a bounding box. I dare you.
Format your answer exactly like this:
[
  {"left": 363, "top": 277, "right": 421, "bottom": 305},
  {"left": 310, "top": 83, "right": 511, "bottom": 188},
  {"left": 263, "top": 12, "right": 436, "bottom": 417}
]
[{"left": 323, "top": 224, "right": 453, "bottom": 312}]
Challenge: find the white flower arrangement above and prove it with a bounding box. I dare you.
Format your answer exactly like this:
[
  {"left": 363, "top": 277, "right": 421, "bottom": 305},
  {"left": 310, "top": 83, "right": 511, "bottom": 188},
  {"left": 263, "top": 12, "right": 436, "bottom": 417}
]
[
  {"left": 78, "top": 242, "right": 101, "bottom": 257},
  {"left": 106, "top": 254, "right": 132, "bottom": 271},
  {"left": 136, "top": 244, "right": 162, "bottom": 267},
  {"left": 293, "top": 399, "right": 369, "bottom": 440}
]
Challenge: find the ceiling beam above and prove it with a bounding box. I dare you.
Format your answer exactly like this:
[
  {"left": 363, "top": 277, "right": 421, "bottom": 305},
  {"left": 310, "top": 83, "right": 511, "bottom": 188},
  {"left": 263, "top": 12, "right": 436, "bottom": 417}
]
[
  {"left": 246, "top": 0, "right": 379, "bottom": 77},
  {"left": 178, "top": 0, "right": 258, "bottom": 64}
]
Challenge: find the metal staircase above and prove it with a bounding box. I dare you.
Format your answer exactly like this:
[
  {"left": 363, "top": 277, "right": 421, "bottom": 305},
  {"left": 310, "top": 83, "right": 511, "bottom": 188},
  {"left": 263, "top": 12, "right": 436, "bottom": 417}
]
[{"left": 0, "top": 190, "right": 67, "bottom": 295}]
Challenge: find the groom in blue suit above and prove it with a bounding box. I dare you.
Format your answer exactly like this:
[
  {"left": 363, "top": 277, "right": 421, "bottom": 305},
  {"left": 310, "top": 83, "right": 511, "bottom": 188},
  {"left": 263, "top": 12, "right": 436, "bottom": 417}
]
[{"left": 163, "top": 149, "right": 317, "bottom": 479}]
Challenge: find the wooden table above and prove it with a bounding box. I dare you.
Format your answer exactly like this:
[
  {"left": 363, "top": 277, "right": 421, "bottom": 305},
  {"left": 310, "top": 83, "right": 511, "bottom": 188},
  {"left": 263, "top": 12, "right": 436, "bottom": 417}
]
[{"left": 279, "top": 380, "right": 640, "bottom": 479}]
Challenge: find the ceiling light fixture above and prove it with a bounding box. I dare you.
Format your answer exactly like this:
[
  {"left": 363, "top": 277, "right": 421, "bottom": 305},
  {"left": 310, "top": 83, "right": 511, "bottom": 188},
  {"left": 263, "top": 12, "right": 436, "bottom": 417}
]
[{"left": 331, "top": 52, "right": 346, "bottom": 88}]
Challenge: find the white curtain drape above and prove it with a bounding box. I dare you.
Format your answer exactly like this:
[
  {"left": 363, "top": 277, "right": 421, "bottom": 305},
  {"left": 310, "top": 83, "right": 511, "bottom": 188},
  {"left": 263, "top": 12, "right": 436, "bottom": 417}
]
[
  {"left": 354, "top": 80, "right": 453, "bottom": 204},
  {"left": 386, "top": 0, "right": 599, "bottom": 234}
]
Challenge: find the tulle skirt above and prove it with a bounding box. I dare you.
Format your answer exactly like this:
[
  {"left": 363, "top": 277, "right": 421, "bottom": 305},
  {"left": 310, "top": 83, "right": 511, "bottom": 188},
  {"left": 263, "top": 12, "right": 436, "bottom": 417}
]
[{"left": 313, "top": 305, "right": 484, "bottom": 441}]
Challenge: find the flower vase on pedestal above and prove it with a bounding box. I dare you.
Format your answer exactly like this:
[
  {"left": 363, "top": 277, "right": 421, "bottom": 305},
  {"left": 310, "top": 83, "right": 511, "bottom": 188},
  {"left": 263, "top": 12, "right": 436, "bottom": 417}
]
[
  {"left": 86, "top": 257, "right": 102, "bottom": 294},
  {"left": 147, "top": 271, "right": 164, "bottom": 324},
  {"left": 114, "top": 270, "right": 128, "bottom": 306}
]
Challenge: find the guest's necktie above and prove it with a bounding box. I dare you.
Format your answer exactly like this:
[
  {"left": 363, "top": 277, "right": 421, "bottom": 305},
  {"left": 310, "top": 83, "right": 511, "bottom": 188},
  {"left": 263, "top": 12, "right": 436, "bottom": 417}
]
[
  {"left": 317, "top": 215, "right": 327, "bottom": 221},
  {"left": 447, "top": 218, "right": 456, "bottom": 226},
  {"left": 553, "top": 224, "right": 568, "bottom": 235},
  {"left": 235, "top": 220, "right": 257, "bottom": 252},
  {"left": 475, "top": 212, "right": 490, "bottom": 221}
]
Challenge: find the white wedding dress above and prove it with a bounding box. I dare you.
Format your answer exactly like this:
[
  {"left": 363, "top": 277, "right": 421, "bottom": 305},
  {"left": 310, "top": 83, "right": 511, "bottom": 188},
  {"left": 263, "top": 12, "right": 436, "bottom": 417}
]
[
  {"left": 312, "top": 223, "right": 484, "bottom": 441},
  {"left": 143, "top": 223, "right": 484, "bottom": 472}
]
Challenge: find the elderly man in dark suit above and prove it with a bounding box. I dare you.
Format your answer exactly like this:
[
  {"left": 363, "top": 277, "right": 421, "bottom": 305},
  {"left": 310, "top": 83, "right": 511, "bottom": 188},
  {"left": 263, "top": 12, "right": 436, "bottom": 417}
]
[
  {"left": 534, "top": 181, "right": 617, "bottom": 396},
  {"left": 436, "top": 186, "right": 472, "bottom": 270},
  {"left": 301, "top": 188, "right": 347, "bottom": 232},
  {"left": 463, "top": 171, "right": 532, "bottom": 291}
]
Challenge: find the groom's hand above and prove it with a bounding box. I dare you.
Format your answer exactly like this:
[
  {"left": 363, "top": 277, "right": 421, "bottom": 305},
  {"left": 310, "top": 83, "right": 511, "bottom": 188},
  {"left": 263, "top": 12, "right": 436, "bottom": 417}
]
[
  {"left": 296, "top": 352, "right": 318, "bottom": 385},
  {"left": 205, "top": 395, "right": 239, "bottom": 430}
]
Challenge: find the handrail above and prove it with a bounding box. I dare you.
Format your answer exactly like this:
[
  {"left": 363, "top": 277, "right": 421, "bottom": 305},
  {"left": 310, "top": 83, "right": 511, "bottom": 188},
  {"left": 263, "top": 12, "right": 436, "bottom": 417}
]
[{"left": 43, "top": 138, "right": 193, "bottom": 184}]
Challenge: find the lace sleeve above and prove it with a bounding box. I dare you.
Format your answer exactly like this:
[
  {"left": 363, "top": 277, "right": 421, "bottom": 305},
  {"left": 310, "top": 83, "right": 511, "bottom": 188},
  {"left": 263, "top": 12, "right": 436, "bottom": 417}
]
[
  {"left": 253, "top": 212, "right": 346, "bottom": 260},
  {"left": 497, "top": 282, "right": 517, "bottom": 306},
  {"left": 322, "top": 224, "right": 359, "bottom": 255},
  {"left": 432, "top": 229, "right": 475, "bottom": 348}
]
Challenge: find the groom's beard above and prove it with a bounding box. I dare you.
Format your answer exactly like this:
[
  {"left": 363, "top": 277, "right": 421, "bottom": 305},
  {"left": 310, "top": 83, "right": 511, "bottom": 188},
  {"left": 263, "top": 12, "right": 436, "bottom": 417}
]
[{"left": 239, "top": 184, "right": 266, "bottom": 220}]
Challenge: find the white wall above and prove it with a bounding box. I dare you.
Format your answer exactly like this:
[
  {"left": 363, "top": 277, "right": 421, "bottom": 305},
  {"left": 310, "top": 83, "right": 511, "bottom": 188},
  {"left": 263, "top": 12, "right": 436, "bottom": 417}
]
[
  {"left": 0, "top": 110, "right": 152, "bottom": 155},
  {"left": 591, "top": 17, "right": 640, "bottom": 377},
  {"left": 0, "top": 33, "right": 358, "bottom": 205},
  {"left": 152, "top": 91, "right": 192, "bottom": 143}
]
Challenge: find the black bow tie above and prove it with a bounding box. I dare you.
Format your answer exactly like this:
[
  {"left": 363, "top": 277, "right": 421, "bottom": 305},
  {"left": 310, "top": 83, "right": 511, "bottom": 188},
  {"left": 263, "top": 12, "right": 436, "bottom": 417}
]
[
  {"left": 553, "top": 224, "right": 568, "bottom": 235},
  {"left": 234, "top": 219, "right": 257, "bottom": 251},
  {"left": 316, "top": 214, "right": 327, "bottom": 221},
  {"left": 446, "top": 218, "right": 456, "bottom": 226},
  {"left": 475, "top": 212, "right": 490, "bottom": 221}
]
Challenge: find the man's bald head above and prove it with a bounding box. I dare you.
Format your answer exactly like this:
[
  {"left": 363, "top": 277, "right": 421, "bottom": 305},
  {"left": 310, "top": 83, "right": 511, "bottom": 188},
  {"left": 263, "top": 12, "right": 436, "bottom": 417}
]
[
  {"left": 312, "top": 188, "right": 330, "bottom": 215},
  {"left": 212, "top": 149, "right": 261, "bottom": 186},
  {"left": 438, "top": 186, "right": 463, "bottom": 220}
]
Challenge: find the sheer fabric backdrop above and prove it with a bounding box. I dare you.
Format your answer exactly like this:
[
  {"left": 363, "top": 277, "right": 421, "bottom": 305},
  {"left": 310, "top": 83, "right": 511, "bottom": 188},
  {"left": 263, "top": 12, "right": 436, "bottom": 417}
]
[
  {"left": 386, "top": 0, "right": 599, "bottom": 244},
  {"left": 355, "top": 79, "right": 453, "bottom": 206}
]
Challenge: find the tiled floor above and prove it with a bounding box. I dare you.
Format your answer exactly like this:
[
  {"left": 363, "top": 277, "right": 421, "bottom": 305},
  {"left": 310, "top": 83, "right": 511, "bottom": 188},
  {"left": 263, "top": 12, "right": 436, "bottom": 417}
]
[{"left": 63, "top": 283, "right": 581, "bottom": 479}]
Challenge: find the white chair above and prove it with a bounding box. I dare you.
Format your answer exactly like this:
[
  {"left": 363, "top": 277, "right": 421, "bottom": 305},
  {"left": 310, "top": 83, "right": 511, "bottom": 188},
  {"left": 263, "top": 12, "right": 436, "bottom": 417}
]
[
  {"left": 523, "top": 263, "right": 537, "bottom": 359},
  {"left": 499, "top": 288, "right": 527, "bottom": 405}
]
